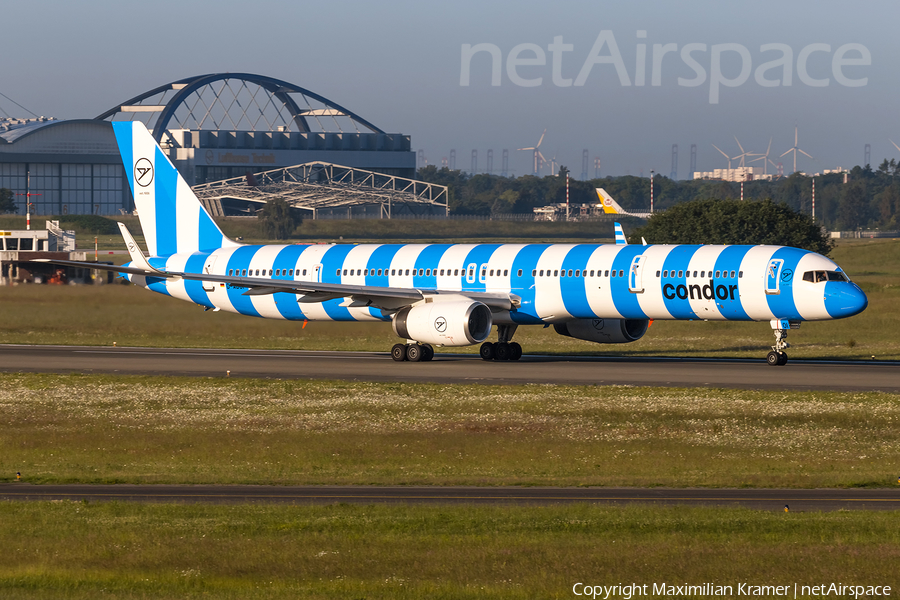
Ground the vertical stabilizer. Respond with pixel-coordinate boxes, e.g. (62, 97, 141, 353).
(614, 222, 628, 245)
(112, 121, 237, 257)
(597, 188, 626, 215)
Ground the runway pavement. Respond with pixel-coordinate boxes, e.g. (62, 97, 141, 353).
(0, 344, 897, 391)
(1, 484, 898, 511)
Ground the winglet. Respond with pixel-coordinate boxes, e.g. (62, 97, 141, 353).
(614, 222, 628, 245)
(118, 222, 163, 274)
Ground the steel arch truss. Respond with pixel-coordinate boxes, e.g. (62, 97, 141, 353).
(96, 73, 384, 146)
(192, 162, 449, 218)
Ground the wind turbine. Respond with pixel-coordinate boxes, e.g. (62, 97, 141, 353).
(518, 129, 547, 176)
(780, 125, 813, 173)
(548, 151, 559, 176)
(732, 136, 753, 167)
(712, 137, 749, 170)
(712, 143, 734, 169)
(749, 137, 775, 176)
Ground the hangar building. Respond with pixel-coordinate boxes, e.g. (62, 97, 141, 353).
(0, 73, 421, 217)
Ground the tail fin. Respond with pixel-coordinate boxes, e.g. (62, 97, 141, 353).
(596, 188, 626, 215)
(112, 121, 237, 257)
(614, 222, 628, 245)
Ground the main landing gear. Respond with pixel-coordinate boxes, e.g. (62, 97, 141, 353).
(391, 342, 434, 362)
(480, 324, 523, 362)
(766, 319, 796, 366)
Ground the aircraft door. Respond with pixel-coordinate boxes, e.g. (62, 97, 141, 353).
(202, 256, 217, 292)
(628, 255, 645, 293)
(765, 258, 783, 295)
(313, 263, 323, 283)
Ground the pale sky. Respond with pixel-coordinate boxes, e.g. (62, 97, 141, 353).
(2, 0, 897, 178)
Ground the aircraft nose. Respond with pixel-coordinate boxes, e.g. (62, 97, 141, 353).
(825, 283, 868, 318)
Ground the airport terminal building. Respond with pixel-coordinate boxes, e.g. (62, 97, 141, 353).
(0, 73, 417, 217)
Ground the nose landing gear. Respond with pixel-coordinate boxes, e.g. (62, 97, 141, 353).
(766, 319, 798, 366)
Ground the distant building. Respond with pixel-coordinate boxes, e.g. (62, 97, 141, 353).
(0, 221, 90, 285)
(693, 167, 774, 182)
(0, 73, 415, 217)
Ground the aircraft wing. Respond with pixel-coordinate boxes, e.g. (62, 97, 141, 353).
(29, 258, 519, 311)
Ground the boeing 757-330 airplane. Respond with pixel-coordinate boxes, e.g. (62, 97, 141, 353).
(37, 122, 868, 365)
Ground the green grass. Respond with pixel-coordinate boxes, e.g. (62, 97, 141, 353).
(2, 373, 899, 488)
(0, 502, 897, 599)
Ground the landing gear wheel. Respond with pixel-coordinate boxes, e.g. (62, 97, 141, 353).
(495, 342, 511, 361)
(509, 342, 522, 361)
(421, 344, 435, 362)
(391, 343, 408, 362)
(406, 344, 423, 362)
(766, 351, 789, 366)
(479, 342, 496, 361)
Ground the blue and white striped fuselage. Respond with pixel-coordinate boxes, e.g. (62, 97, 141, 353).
(128, 241, 867, 325)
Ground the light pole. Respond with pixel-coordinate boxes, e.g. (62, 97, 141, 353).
(650, 170, 655, 213)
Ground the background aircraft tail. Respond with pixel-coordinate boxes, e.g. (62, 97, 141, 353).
(112, 121, 237, 257)
(596, 188, 627, 215)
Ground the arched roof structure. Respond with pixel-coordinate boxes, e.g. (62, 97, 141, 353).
(95, 73, 385, 144)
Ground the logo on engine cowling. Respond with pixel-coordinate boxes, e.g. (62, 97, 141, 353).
(434, 316, 447, 333)
(591, 319, 604, 330)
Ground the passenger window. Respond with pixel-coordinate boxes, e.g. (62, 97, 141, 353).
(618, 270, 624, 278)
(604, 270, 609, 277)
(714, 270, 720, 278)
(611, 270, 616, 278)
(489, 269, 494, 276)
(454, 269, 459, 276)
(738, 271, 743, 278)
(439, 269, 444, 276)
(377, 269, 382, 276)
(504, 270, 509, 276)
(561, 271, 566, 278)
(426, 269, 431, 276)
(335, 269, 340, 276)
(228, 269, 233, 276)
(567, 270, 573, 277)
(731, 271, 736, 278)
(289, 269, 293, 276)
(539, 270, 544, 276)
(700, 271, 705, 278)
(406, 269, 410, 276)
(532, 270, 536, 276)
(678, 270, 683, 278)
(554, 270, 559, 277)
(656, 270, 661, 277)
(302, 269, 307, 276)
(575, 270, 581, 277)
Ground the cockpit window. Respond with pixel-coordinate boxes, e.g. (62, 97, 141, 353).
(802, 270, 848, 283)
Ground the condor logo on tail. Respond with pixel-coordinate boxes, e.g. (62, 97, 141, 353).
(134, 158, 153, 187)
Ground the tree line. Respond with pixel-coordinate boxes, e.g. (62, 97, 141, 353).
(417, 159, 900, 231)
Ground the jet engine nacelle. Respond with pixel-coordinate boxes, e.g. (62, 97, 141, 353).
(554, 318, 649, 344)
(392, 300, 493, 347)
